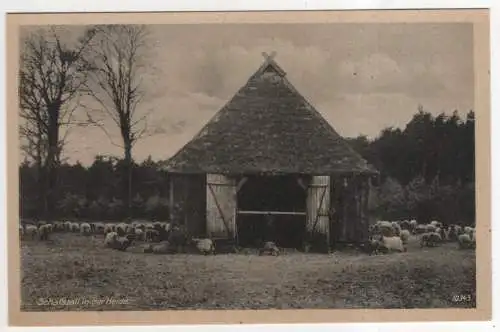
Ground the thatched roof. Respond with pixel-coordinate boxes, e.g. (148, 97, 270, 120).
(163, 54, 378, 175)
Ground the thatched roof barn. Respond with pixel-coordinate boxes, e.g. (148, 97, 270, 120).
(163, 53, 378, 251)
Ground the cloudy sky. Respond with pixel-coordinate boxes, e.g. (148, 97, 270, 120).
(20, 23, 474, 166)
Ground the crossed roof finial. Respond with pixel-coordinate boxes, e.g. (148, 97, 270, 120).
(261, 51, 277, 61)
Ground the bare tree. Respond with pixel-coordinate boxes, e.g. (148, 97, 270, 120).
(84, 25, 152, 219)
(19, 27, 95, 220)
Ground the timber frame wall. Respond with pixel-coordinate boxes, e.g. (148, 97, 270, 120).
(170, 172, 373, 249)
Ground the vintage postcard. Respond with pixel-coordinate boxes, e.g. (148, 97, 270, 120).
(6, 9, 491, 326)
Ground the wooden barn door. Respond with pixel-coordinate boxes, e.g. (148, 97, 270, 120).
(306, 175, 330, 249)
(206, 174, 237, 239)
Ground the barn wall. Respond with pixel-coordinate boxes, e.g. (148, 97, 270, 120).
(170, 174, 206, 236)
(206, 174, 237, 239)
(306, 175, 330, 247)
(333, 175, 370, 244)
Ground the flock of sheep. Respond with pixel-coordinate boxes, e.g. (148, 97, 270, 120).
(19, 218, 476, 256)
(19, 220, 218, 255)
(367, 219, 476, 254)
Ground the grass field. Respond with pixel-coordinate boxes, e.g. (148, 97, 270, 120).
(20, 233, 476, 311)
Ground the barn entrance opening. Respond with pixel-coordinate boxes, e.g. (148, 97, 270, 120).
(236, 175, 307, 249)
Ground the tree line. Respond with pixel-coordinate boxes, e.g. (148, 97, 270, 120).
(347, 107, 475, 225)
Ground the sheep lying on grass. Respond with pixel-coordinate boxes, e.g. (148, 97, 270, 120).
(458, 233, 475, 250)
(258, 241, 280, 256)
(190, 238, 216, 255)
(380, 236, 406, 253)
(104, 231, 134, 251)
(420, 232, 442, 248)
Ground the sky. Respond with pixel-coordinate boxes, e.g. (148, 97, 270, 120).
(19, 23, 474, 166)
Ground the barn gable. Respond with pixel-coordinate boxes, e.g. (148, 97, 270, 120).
(162, 54, 377, 175)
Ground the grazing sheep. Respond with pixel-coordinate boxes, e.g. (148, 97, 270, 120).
(420, 232, 442, 247)
(94, 222, 105, 233)
(53, 221, 64, 232)
(458, 233, 475, 249)
(70, 222, 80, 233)
(38, 224, 52, 241)
(25, 225, 38, 240)
(134, 228, 145, 241)
(259, 241, 280, 256)
(425, 224, 437, 233)
(379, 236, 406, 253)
(415, 224, 427, 235)
(80, 222, 92, 235)
(399, 229, 411, 245)
(191, 238, 216, 255)
(455, 225, 464, 235)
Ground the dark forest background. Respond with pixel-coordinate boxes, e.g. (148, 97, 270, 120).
(19, 107, 475, 225)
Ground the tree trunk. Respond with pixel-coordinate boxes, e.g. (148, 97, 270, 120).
(45, 106, 60, 222)
(124, 140, 133, 220)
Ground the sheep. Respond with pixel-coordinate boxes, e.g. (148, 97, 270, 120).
(25, 225, 38, 240)
(430, 220, 443, 229)
(70, 222, 80, 233)
(134, 228, 145, 241)
(399, 229, 411, 245)
(103, 223, 115, 235)
(420, 232, 442, 248)
(53, 221, 64, 232)
(458, 233, 475, 249)
(399, 220, 411, 231)
(391, 222, 402, 236)
(115, 223, 128, 236)
(425, 224, 437, 233)
(19, 225, 24, 238)
(415, 224, 427, 235)
(376, 221, 395, 236)
(114, 235, 134, 251)
(471, 229, 476, 242)
(464, 226, 474, 237)
(151, 241, 173, 254)
(190, 238, 216, 255)
(104, 232, 134, 251)
(80, 222, 92, 235)
(379, 236, 406, 253)
(64, 221, 72, 232)
(104, 231, 119, 247)
(259, 241, 280, 256)
(38, 224, 52, 241)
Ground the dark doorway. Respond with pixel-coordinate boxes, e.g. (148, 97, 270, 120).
(236, 175, 307, 248)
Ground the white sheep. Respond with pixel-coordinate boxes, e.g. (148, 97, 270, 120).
(80, 222, 92, 235)
(70, 222, 80, 233)
(458, 233, 475, 249)
(104, 231, 119, 247)
(25, 224, 38, 240)
(134, 228, 145, 241)
(38, 224, 52, 241)
(19, 225, 24, 238)
(191, 238, 216, 255)
(380, 236, 406, 253)
(464, 226, 474, 236)
(420, 232, 442, 247)
(399, 229, 411, 244)
(425, 224, 437, 233)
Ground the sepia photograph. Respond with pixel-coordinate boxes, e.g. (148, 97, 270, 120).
(6, 9, 491, 325)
